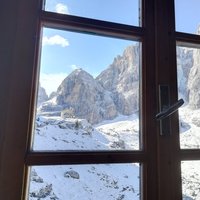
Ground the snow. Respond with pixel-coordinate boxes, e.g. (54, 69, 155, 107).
(29, 105, 200, 199)
(182, 161, 200, 199)
(29, 164, 140, 200)
(179, 106, 200, 149)
(33, 114, 139, 151)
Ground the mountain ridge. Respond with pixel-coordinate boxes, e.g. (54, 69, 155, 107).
(38, 45, 140, 124)
(38, 43, 200, 123)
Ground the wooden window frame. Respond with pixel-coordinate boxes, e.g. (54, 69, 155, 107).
(4, 0, 200, 200)
(24, 1, 158, 200)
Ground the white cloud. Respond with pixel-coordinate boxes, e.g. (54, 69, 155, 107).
(42, 35, 69, 47)
(55, 3, 69, 14)
(40, 73, 68, 96)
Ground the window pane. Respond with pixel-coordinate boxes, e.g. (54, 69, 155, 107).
(28, 163, 140, 200)
(32, 27, 141, 151)
(175, 0, 200, 34)
(181, 161, 200, 199)
(44, 0, 140, 26)
(177, 46, 200, 149)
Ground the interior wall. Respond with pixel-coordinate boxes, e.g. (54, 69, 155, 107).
(0, 1, 39, 199)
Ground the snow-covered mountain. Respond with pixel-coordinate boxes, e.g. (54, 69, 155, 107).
(37, 84, 49, 106)
(178, 25, 200, 107)
(38, 43, 200, 124)
(96, 45, 139, 115)
(188, 47, 200, 109)
(38, 45, 139, 124)
(56, 69, 117, 124)
(177, 47, 193, 101)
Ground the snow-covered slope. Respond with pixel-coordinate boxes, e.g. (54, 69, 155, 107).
(30, 107, 200, 200)
(29, 164, 140, 200)
(179, 106, 200, 149)
(33, 114, 139, 151)
(30, 114, 140, 200)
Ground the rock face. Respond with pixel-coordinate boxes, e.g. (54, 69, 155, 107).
(177, 47, 193, 101)
(96, 45, 139, 115)
(39, 41, 200, 123)
(185, 26, 200, 109)
(37, 84, 48, 106)
(55, 69, 117, 124)
(39, 45, 140, 124)
(64, 170, 80, 179)
(188, 47, 200, 109)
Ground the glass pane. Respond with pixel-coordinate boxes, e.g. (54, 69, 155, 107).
(28, 163, 140, 200)
(44, 0, 140, 26)
(181, 161, 200, 200)
(33, 27, 141, 151)
(175, 0, 200, 34)
(177, 46, 200, 149)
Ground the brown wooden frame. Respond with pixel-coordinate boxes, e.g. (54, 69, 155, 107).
(24, 1, 158, 200)
(155, 0, 200, 199)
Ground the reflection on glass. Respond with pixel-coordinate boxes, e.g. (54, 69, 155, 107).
(177, 46, 200, 149)
(182, 161, 200, 200)
(44, 0, 140, 26)
(33, 27, 140, 151)
(175, 0, 200, 34)
(28, 163, 140, 200)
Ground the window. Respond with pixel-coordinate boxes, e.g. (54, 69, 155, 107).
(27, 1, 146, 199)
(1, 0, 200, 200)
(175, 1, 200, 199)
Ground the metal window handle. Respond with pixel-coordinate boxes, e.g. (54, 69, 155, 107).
(156, 85, 184, 136)
(156, 99, 184, 120)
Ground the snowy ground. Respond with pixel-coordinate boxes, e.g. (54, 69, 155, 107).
(29, 164, 140, 200)
(179, 106, 200, 149)
(28, 106, 200, 200)
(33, 113, 139, 151)
(182, 161, 200, 200)
(179, 106, 200, 200)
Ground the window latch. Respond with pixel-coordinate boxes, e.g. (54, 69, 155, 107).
(156, 85, 184, 136)
(156, 98, 184, 120)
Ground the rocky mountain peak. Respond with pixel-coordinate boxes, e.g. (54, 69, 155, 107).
(188, 46, 200, 109)
(52, 68, 117, 124)
(37, 84, 48, 106)
(39, 43, 200, 123)
(96, 45, 139, 115)
(39, 45, 140, 123)
(68, 68, 94, 80)
(57, 68, 103, 99)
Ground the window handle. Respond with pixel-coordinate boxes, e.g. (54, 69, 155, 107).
(156, 85, 184, 136)
(156, 98, 184, 120)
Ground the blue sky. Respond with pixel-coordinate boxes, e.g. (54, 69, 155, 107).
(40, 28, 136, 94)
(40, 0, 138, 94)
(40, 0, 200, 95)
(45, 0, 139, 26)
(175, 0, 200, 33)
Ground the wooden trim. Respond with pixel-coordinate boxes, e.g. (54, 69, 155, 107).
(41, 11, 144, 41)
(176, 32, 200, 47)
(180, 149, 200, 160)
(25, 151, 146, 166)
(0, 0, 42, 199)
(154, 0, 183, 199)
(141, 0, 158, 199)
(4, 0, 200, 199)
